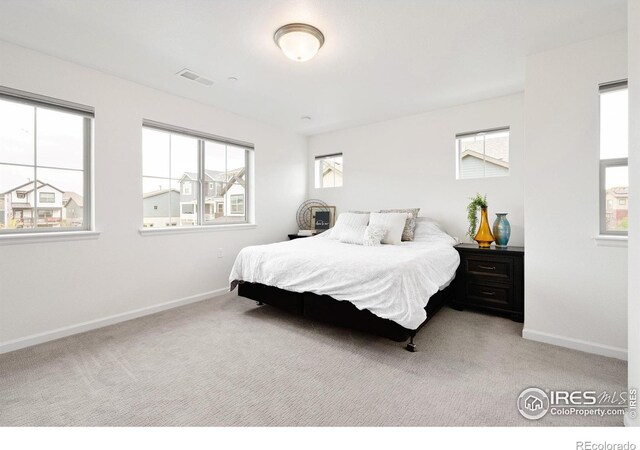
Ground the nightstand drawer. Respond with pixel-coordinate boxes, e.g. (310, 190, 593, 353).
(465, 282, 513, 309)
(465, 256, 512, 280)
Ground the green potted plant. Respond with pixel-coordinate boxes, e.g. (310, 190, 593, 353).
(466, 193, 494, 248)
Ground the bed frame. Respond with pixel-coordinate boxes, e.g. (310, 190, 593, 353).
(237, 282, 453, 352)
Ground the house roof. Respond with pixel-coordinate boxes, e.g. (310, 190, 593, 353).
(180, 168, 244, 183)
(63, 191, 84, 207)
(607, 186, 628, 197)
(143, 189, 179, 199)
(460, 150, 509, 169)
(3, 180, 64, 195)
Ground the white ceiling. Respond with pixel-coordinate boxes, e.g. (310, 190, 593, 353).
(0, 0, 627, 135)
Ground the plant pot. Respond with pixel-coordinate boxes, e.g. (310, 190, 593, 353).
(493, 213, 511, 248)
(474, 207, 494, 248)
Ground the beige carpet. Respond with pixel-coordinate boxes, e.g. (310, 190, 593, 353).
(0, 292, 627, 426)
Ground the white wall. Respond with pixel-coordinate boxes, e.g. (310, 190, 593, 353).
(0, 41, 307, 350)
(308, 94, 525, 245)
(523, 32, 628, 359)
(627, 0, 640, 427)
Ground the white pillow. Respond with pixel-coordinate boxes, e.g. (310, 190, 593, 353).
(339, 225, 367, 245)
(326, 212, 370, 239)
(413, 217, 458, 245)
(363, 225, 387, 246)
(368, 212, 408, 245)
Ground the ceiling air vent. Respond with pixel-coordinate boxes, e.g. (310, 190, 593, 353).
(176, 69, 214, 87)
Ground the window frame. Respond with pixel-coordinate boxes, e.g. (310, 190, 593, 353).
(314, 153, 343, 188)
(39, 192, 55, 204)
(455, 126, 510, 180)
(229, 193, 245, 215)
(598, 80, 628, 236)
(0, 86, 93, 236)
(142, 120, 253, 228)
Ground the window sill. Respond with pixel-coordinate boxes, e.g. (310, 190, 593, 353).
(0, 230, 100, 245)
(138, 223, 256, 236)
(593, 235, 628, 248)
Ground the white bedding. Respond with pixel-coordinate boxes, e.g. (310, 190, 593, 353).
(229, 231, 460, 330)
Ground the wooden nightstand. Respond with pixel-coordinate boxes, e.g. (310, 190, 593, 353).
(452, 244, 524, 322)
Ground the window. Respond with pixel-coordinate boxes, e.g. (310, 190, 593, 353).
(39, 192, 55, 203)
(230, 194, 244, 215)
(456, 127, 510, 179)
(142, 121, 251, 228)
(315, 153, 343, 188)
(0, 87, 93, 233)
(599, 81, 628, 235)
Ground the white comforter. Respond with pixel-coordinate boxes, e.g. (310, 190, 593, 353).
(229, 234, 460, 330)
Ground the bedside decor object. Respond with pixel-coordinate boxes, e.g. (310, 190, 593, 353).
(296, 199, 329, 230)
(493, 213, 511, 248)
(466, 194, 494, 248)
(452, 244, 524, 322)
(311, 206, 336, 231)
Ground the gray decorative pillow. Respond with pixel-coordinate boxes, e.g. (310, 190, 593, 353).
(363, 225, 387, 246)
(379, 208, 420, 241)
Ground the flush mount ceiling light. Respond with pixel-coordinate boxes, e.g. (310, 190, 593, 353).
(274, 23, 325, 62)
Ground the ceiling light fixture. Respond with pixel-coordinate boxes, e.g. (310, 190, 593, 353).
(301, 115, 312, 121)
(274, 23, 325, 62)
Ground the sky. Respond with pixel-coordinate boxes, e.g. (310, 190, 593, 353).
(142, 128, 246, 194)
(600, 88, 628, 189)
(0, 99, 84, 194)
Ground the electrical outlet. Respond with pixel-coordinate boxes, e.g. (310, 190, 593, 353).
(217, 248, 224, 258)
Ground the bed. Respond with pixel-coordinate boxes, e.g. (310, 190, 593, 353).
(229, 218, 460, 351)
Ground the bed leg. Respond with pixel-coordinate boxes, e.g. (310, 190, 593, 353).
(405, 335, 417, 352)
(256, 301, 264, 306)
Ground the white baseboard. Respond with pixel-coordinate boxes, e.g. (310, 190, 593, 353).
(0, 287, 229, 355)
(522, 328, 627, 361)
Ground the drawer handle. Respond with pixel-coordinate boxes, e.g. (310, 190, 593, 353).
(481, 291, 495, 296)
(478, 265, 496, 270)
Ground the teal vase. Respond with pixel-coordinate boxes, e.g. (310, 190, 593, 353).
(493, 213, 511, 248)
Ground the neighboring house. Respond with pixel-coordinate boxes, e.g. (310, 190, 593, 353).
(606, 186, 628, 229)
(179, 168, 246, 225)
(143, 189, 180, 227)
(321, 161, 343, 187)
(2, 180, 65, 228)
(62, 191, 84, 226)
(459, 150, 509, 178)
(459, 133, 510, 178)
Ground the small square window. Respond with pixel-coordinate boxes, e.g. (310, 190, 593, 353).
(456, 128, 510, 179)
(314, 154, 343, 188)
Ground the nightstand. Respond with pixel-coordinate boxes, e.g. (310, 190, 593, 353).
(288, 234, 312, 240)
(452, 244, 524, 322)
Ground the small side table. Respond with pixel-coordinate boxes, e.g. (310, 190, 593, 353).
(288, 234, 312, 240)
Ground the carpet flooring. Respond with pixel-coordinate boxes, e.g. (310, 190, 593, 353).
(0, 292, 627, 426)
